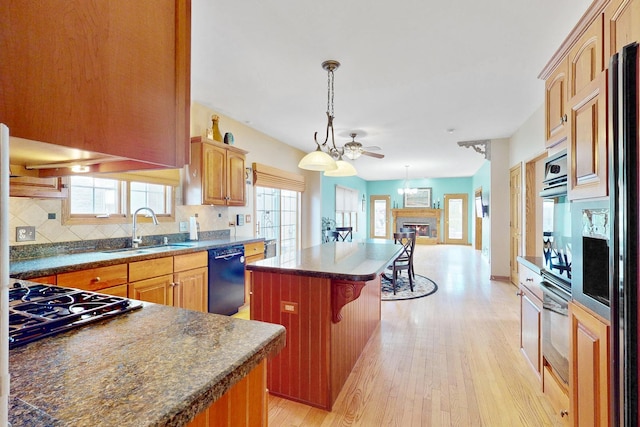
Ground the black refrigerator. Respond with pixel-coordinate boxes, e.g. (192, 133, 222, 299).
(609, 41, 639, 427)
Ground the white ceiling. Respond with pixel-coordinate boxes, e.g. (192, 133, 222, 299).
(191, 0, 593, 181)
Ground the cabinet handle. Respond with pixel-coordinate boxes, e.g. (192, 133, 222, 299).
(560, 410, 569, 417)
(516, 291, 524, 296)
(92, 277, 101, 282)
(170, 282, 179, 287)
(525, 278, 533, 282)
(561, 114, 568, 123)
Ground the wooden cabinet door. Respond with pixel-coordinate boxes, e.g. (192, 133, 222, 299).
(0, 1, 190, 169)
(227, 150, 246, 206)
(605, 0, 640, 64)
(9, 177, 68, 199)
(129, 274, 174, 306)
(567, 16, 607, 200)
(203, 143, 228, 205)
(58, 264, 128, 292)
(569, 301, 610, 427)
(545, 58, 569, 148)
(174, 267, 208, 313)
(99, 284, 129, 298)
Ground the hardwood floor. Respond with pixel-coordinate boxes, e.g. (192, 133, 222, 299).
(267, 244, 563, 426)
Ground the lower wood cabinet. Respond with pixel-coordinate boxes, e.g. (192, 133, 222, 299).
(128, 274, 175, 306)
(187, 359, 267, 427)
(244, 242, 265, 307)
(98, 283, 129, 298)
(517, 262, 543, 378)
(57, 264, 128, 292)
(569, 301, 610, 427)
(173, 251, 208, 313)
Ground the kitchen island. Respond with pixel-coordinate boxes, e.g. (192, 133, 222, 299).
(246, 241, 402, 410)
(9, 299, 285, 426)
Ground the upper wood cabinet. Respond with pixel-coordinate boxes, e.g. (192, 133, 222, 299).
(569, 301, 610, 427)
(9, 177, 68, 199)
(185, 137, 248, 206)
(605, 0, 640, 61)
(567, 16, 608, 200)
(545, 58, 569, 148)
(0, 1, 191, 170)
(173, 251, 208, 313)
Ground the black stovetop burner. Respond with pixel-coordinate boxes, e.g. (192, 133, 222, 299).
(9, 282, 143, 349)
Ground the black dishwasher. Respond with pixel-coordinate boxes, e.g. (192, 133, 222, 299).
(208, 245, 245, 315)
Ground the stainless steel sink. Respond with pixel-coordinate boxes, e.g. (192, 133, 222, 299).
(102, 243, 195, 254)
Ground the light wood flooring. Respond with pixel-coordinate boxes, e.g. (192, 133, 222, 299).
(265, 244, 564, 426)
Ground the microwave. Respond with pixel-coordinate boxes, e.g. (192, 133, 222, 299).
(571, 199, 610, 320)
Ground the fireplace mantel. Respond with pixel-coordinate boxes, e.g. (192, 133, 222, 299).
(392, 208, 442, 244)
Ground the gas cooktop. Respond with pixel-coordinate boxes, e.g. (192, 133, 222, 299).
(9, 283, 143, 349)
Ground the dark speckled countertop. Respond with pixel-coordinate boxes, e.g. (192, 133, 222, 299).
(246, 241, 403, 281)
(9, 302, 285, 426)
(10, 237, 263, 279)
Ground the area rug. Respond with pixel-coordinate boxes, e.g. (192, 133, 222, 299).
(381, 273, 438, 301)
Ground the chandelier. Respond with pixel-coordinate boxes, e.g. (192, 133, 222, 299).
(397, 165, 418, 195)
(297, 60, 357, 177)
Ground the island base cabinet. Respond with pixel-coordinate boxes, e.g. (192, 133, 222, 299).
(250, 271, 381, 410)
(187, 359, 267, 427)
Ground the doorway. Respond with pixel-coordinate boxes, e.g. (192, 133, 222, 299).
(369, 195, 391, 239)
(474, 188, 483, 250)
(509, 165, 522, 285)
(444, 193, 468, 245)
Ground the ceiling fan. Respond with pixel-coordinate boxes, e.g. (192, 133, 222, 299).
(341, 133, 384, 160)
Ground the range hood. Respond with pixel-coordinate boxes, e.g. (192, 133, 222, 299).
(9, 137, 174, 178)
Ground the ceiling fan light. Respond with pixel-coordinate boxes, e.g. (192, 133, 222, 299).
(324, 159, 357, 177)
(343, 147, 361, 160)
(298, 149, 338, 171)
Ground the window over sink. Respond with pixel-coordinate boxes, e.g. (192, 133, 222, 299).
(62, 175, 175, 225)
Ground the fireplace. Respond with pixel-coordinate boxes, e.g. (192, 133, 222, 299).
(392, 208, 441, 244)
(402, 223, 430, 237)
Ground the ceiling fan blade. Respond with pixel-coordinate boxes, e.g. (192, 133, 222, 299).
(361, 151, 384, 159)
(362, 146, 381, 151)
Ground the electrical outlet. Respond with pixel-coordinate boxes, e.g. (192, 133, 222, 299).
(16, 226, 36, 242)
(179, 221, 188, 232)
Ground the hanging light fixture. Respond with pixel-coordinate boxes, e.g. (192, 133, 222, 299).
(298, 60, 357, 176)
(397, 165, 418, 195)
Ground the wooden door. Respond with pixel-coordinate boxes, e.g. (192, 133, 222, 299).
(474, 188, 483, 250)
(569, 302, 610, 427)
(128, 274, 174, 306)
(369, 195, 391, 239)
(203, 143, 227, 205)
(545, 57, 569, 148)
(174, 267, 208, 312)
(227, 150, 246, 206)
(605, 0, 640, 60)
(443, 193, 468, 245)
(568, 16, 607, 200)
(510, 165, 522, 285)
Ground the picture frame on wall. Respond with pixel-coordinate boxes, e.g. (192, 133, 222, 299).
(404, 187, 432, 208)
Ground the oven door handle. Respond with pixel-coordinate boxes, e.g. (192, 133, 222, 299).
(540, 280, 571, 302)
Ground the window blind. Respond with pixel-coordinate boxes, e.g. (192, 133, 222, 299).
(252, 163, 305, 192)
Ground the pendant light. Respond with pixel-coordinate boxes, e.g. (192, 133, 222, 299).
(397, 165, 418, 195)
(298, 60, 345, 173)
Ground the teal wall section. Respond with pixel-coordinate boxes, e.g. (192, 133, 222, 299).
(472, 161, 491, 255)
(320, 165, 492, 246)
(321, 175, 368, 241)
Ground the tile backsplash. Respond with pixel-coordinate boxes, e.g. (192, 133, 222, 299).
(9, 197, 230, 246)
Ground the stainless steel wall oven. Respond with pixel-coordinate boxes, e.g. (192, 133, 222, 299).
(540, 273, 571, 386)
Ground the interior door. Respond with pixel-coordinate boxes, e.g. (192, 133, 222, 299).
(444, 193, 468, 245)
(369, 195, 391, 239)
(510, 165, 522, 286)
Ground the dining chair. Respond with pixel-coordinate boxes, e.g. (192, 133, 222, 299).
(333, 227, 353, 242)
(389, 231, 416, 294)
(398, 227, 416, 279)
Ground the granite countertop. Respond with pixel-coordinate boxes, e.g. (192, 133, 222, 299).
(10, 237, 263, 280)
(516, 255, 545, 274)
(9, 302, 286, 427)
(246, 241, 403, 281)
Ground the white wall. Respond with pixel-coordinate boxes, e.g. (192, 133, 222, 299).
(489, 138, 511, 278)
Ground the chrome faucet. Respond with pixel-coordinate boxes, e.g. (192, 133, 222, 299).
(132, 207, 159, 248)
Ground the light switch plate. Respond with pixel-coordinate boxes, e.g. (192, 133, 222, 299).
(179, 221, 188, 232)
(16, 226, 36, 242)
